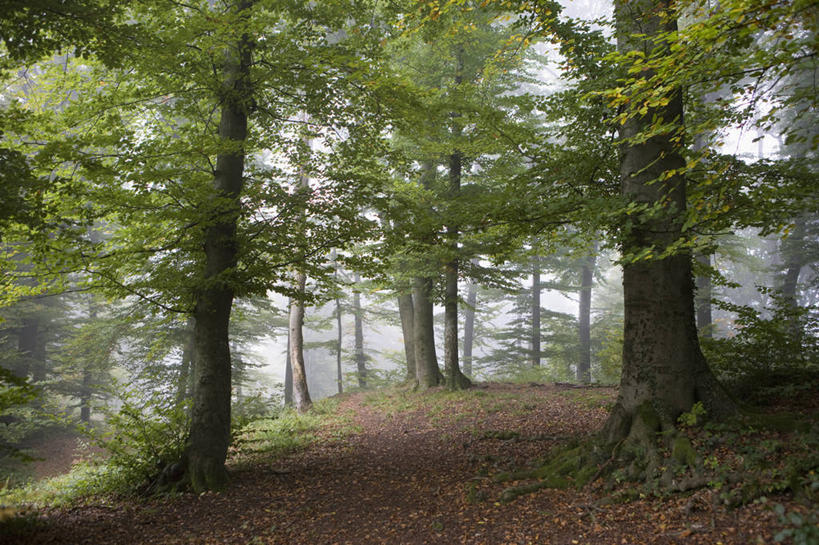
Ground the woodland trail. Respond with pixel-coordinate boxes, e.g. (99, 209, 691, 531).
(3, 383, 792, 544)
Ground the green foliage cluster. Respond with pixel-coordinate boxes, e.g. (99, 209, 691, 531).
(87, 388, 190, 495)
(232, 397, 347, 459)
(0, 367, 37, 460)
(772, 501, 819, 545)
(702, 292, 819, 400)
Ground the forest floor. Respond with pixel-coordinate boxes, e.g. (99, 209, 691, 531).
(3, 382, 817, 545)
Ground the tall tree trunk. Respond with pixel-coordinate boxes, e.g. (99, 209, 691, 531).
(176, 317, 195, 407)
(577, 244, 597, 384)
(331, 252, 343, 394)
(600, 0, 733, 451)
(694, 252, 713, 338)
(781, 214, 807, 303)
(413, 276, 441, 389)
(353, 273, 367, 389)
(15, 318, 38, 379)
(284, 327, 293, 406)
(398, 292, 416, 382)
(412, 161, 442, 389)
(289, 275, 312, 413)
(443, 46, 470, 391)
(335, 294, 344, 395)
(80, 302, 98, 424)
(187, 2, 253, 492)
(530, 257, 541, 368)
(780, 214, 807, 342)
(462, 277, 477, 377)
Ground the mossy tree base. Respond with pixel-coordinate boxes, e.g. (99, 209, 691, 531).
(495, 403, 705, 502)
(187, 455, 229, 493)
(494, 403, 819, 508)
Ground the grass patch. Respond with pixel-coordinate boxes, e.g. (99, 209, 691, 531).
(1, 397, 354, 510)
(233, 397, 354, 458)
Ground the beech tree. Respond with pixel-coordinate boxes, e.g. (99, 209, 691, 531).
(597, 0, 735, 457)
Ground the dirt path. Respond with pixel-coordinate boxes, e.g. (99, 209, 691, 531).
(3, 384, 790, 544)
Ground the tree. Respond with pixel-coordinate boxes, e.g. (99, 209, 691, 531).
(576, 241, 597, 384)
(352, 273, 368, 389)
(598, 0, 735, 457)
(186, 0, 255, 492)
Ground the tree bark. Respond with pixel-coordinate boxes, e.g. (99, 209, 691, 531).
(530, 257, 541, 368)
(289, 276, 312, 413)
(187, 2, 253, 492)
(462, 277, 477, 377)
(780, 214, 807, 341)
(600, 0, 734, 449)
(398, 292, 416, 382)
(175, 317, 195, 407)
(577, 245, 597, 384)
(15, 317, 38, 379)
(335, 293, 344, 395)
(413, 276, 442, 389)
(353, 273, 367, 389)
(694, 252, 713, 338)
(284, 327, 293, 406)
(443, 46, 471, 391)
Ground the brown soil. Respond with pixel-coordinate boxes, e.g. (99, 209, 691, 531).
(2, 383, 809, 544)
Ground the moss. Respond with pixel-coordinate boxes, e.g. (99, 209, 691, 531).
(671, 436, 697, 467)
(634, 402, 662, 435)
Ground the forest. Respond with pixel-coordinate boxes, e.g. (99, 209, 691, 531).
(0, 0, 817, 543)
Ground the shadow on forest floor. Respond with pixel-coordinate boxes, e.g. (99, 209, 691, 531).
(2, 382, 817, 544)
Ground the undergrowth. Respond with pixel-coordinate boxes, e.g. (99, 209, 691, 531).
(0, 396, 351, 512)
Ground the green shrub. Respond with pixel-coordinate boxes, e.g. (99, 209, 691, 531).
(702, 292, 818, 401)
(233, 409, 321, 457)
(92, 388, 190, 494)
(232, 392, 281, 434)
(0, 367, 38, 461)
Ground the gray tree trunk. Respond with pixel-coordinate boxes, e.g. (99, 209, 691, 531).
(175, 317, 195, 407)
(187, 3, 253, 491)
(398, 292, 416, 382)
(443, 46, 470, 391)
(413, 276, 441, 389)
(694, 252, 713, 338)
(284, 327, 293, 406)
(336, 294, 343, 395)
(462, 278, 477, 377)
(577, 245, 597, 383)
(15, 318, 38, 379)
(353, 273, 367, 389)
(600, 0, 733, 447)
(289, 275, 312, 413)
(531, 258, 541, 368)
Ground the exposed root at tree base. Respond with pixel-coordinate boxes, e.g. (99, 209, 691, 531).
(493, 402, 819, 510)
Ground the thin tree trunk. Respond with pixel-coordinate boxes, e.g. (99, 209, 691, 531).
(531, 257, 541, 368)
(600, 0, 733, 450)
(284, 327, 293, 406)
(353, 273, 367, 389)
(336, 294, 343, 395)
(15, 318, 37, 379)
(80, 302, 98, 423)
(188, 3, 253, 491)
(398, 292, 416, 382)
(176, 317, 195, 407)
(780, 214, 807, 342)
(577, 244, 597, 384)
(289, 274, 312, 413)
(694, 252, 713, 338)
(332, 253, 343, 394)
(443, 46, 470, 391)
(462, 278, 477, 377)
